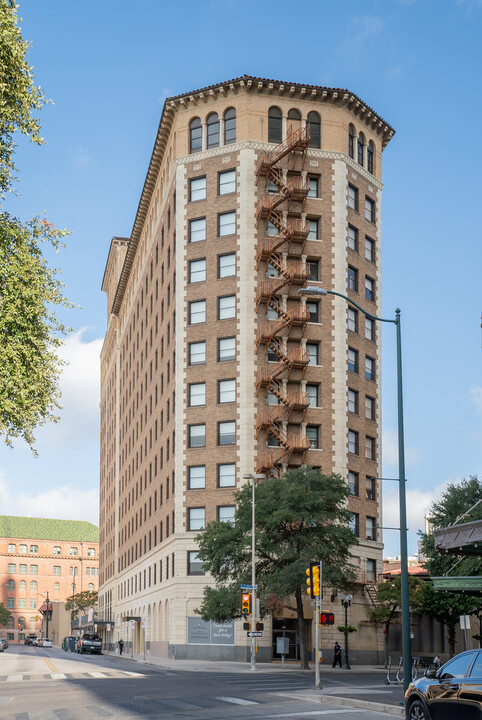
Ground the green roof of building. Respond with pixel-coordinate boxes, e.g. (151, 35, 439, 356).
(0, 516, 99, 542)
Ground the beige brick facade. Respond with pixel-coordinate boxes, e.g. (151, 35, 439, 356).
(99, 76, 394, 663)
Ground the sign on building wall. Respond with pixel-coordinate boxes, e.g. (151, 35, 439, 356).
(187, 617, 234, 645)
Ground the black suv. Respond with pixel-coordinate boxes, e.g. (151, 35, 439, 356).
(406, 649, 482, 719)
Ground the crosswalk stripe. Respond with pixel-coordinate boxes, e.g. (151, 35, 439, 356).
(215, 696, 259, 705)
(7, 676, 23, 682)
(87, 672, 108, 678)
(51, 674, 67, 680)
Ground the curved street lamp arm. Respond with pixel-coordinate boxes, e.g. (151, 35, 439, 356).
(325, 290, 397, 325)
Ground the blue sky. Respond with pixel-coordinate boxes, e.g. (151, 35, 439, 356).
(1, 0, 481, 557)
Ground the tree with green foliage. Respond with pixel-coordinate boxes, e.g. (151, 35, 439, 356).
(65, 590, 98, 621)
(0, 602, 11, 626)
(196, 466, 358, 669)
(419, 476, 482, 655)
(369, 576, 427, 659)
(0, 0, 71, 452)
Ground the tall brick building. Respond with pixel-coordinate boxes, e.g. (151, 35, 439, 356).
(99, 75, 394, 662)
(0, 516, 99, 642)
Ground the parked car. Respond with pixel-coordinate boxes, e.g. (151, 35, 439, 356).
(0, 639, 7, 651)
(405, 648, 482, 719)
(41, 638, 53, 648)
(75, 633, 102, 655)
(25, 634, 37, 646)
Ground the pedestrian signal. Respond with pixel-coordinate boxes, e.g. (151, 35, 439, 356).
(319, 611, 335, 626)
(241, 593, 252, 615)
(255, 622, 264, 631)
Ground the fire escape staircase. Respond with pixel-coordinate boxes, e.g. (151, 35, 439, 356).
(255, 125, 314, 477)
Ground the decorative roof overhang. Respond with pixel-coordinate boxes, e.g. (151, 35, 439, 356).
(109, 75, 395, 316)
(432, 575, 482, 595)
(434, 519, 482, 556)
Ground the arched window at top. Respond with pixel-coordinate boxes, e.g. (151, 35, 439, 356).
(357, 132, 365, 166)
(7, 580, 14, 591)
(268, 106, 282, 144)
(307, 111, 321, 148)
(207, 113, 219, 149)
(18, 617, 25, 630)
(367, 140, 375, 174)
(189, 117, 202, 154)
(6, 617, 14, 629)
(30, 581, 37, 593)
(19, 580, 26, 592)
(224, 107, 236, 145)
(287, 108, 301, 134)
(348, 124, 355, 159)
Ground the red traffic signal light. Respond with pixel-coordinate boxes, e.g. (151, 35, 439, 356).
(255, 622, 264, 631)
(319, 611, 335, 626)
(241, 593, 252, 615)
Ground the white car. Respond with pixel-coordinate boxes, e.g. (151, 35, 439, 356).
(42, 638, 52, 648)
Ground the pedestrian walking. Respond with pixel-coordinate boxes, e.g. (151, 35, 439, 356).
(332, 641, 342, 668)
(433, 654, 441, 669)
(118, 639, 124, 655)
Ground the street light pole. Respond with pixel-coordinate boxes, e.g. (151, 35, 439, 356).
(298, 287, 411, 692)
(243, 472, 265, 672)
(339, 593, 352, 670)
(45, 591, 50, 640)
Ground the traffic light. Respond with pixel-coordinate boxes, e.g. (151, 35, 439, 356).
(306, 566, 313, 596)
(241, 593, 252, 615)
(243, 622, 251, 630)
(312, 564, 320, 598)
(255, 622, 264, 631)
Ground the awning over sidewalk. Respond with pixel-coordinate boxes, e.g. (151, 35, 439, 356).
(432, 576, 482, 594)
(434, 519, 482, 556)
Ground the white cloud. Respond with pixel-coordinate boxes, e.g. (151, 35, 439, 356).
(383, 479, 451, 537)
(469, 386, 482, 414)
(2, 481, 99, 525)
(71, 146, 92, 168)
(41, 329, 102, 448)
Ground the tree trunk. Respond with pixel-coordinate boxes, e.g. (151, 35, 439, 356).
(385, 621, 390, 663)
(447, 620, 456, 657)
(295, 586, 309, 670)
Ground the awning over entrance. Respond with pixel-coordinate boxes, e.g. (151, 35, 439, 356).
(432, 576, 482, 595)
(434, 519, 482, 556)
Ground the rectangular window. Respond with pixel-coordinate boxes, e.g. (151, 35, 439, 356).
(187, 551, 205, 576)
(365, 356, 375, 381)
(218, 211, 236, 236)
(306, 384, 319, 407)
(218, 421, 235, 445)
(29, 545, 38, 554)
(218, 379, 236, 403)
(307, 342, 319, 366)
(366, 517, 376, 541)
(30, 565, 38, 575)
(348, 225, 358, 252)
(188, 424, 206, 448)
(348, 348, 358, 374)
(7, 544, 15, 553)
(19, 564, 27, 574)
(349, 513, 360, 537)
(189, 176, 206, 202)
(267, 220, 277, 237)
(348, 388, 358, 414)
(7, 598, 14, 609)
(348, 430, 359, 455)
(365, 197, 375, 222)
(189, 341, 206, 366)
(218, 506, 235, 524)
(218, 336, 235, 361)
(219, 169, 236, 195)
(365, 395, 376, 421)
(7, 563, 15, 573)
(30, 598, 37, 609)
(189, 258, 206, 284)
(308, 259, 319, 281)
(188, 508, 205, 531)
(308, 218, 319, 240)
(53, 565, 61, 576)
(348, 308, 358, 333)
(307, 301, 319, 323)
(307, 425, 319, 449)
(189, 217, 206, 243)
(218, 295, 236, 320)
(366, 476, 376, 501)
(365, 316, 375, 341)
(218, 252, 236, 278)
(19, 544, 27, 553)
(348, 184, 359, 211)
(218, 463, 236, 487)
(365, 236, 375, 262)
(348, 471, 359, 496)
(365, 436, 376, 460)
(188, 466, 205, 489)
(366, 558, 377, 582)
(348, 266, 358, 292)
(189, 300, 206, 325)
(189, 383, 206, 407)
(365, 276, 375, 301)
(308, 176, 319, 198)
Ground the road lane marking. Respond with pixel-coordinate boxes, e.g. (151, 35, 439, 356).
(50, 674, 67, 680)
(87, 672, 108, 678)
(215, 696, 259, 705)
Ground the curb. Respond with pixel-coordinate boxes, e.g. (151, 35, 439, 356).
(293, 692, 404, 717)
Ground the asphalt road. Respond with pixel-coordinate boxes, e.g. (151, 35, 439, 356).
(0, 645, 402, 720)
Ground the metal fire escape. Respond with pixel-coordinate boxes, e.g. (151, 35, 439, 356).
(255, 125, 313, 476)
